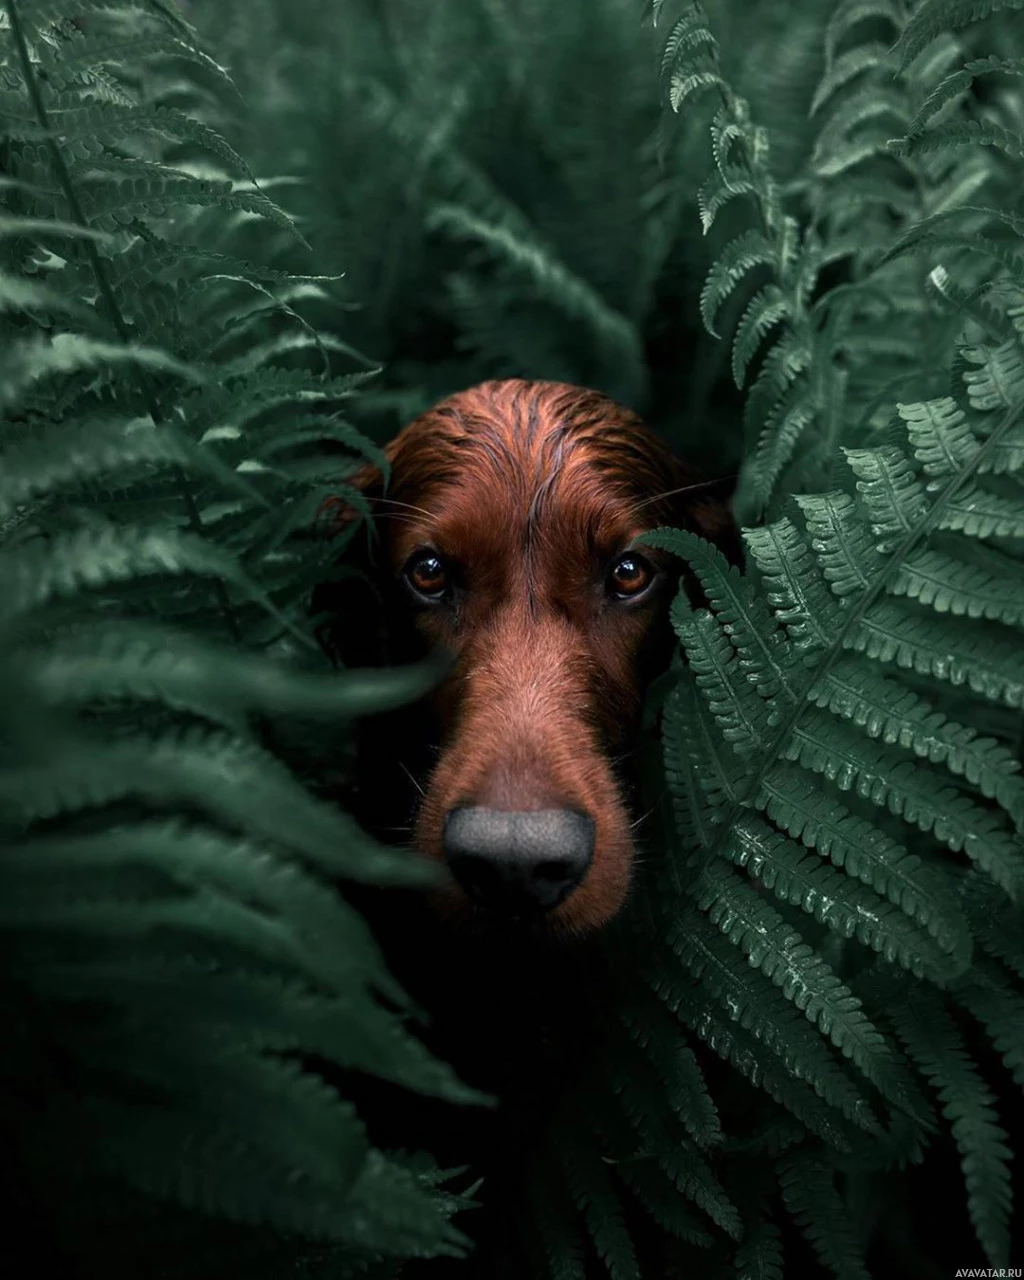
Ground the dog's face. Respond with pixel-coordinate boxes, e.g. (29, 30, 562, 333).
(330, 379, 736, 936)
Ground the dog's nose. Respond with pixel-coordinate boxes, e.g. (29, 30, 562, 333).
(442, 807, 594, 912)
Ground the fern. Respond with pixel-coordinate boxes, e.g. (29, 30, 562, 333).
(656, 308, 1024, 1271)
(887, 979, 1014, 1265)
(778, 1151, 871, 1280)
(7, 1, 1024, 1277)
(1, 1, 480, 1272)
(654, 0, 1024, 523)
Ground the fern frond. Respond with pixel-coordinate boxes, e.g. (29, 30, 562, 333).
(666, 977, 858, 1147)
(0, 213, 112, 242)
(743, 516, 840, 655)
(646, 527, 797, 703)
(954, 963, 1024, 1091)
(561, 1142, 640, 1280)
(825, 0, 905, 65)
(661, 907, 883, 1135)
(888, 981, 1014, 1265)
(528, 1170, 587, 1280)
(0, 728, 434, 887)
(889, 545, 1024, 623)
(785, 708, 1024, 895)
(753, 770, 969, 956)
(0, 524, 282, 630)
(844, 445, 931, 549)
(723, 807, 966, 979)
(811, 43, 894, 116)
(808, 658, 1024, 819)
(734, 1214, 784, 1280)
(964, 880, 1024, 979)
(699, 230, 776, 337)
(696, 163, 758, 234)
(68, 175, 300, 238)
(655, 1146, 742, 1240)
(894, 0, 1024, 71)
(962, 337, 1024, 413)
(29, 0, 200, 35)
(674, 606, 770, 755)
(732, 284, 790, 387)
(794, 491, 886, 596)
(891, 118, 1024, 162)
(22, 621, 444, 725)
(620, 1003, 723, 1148)
(692, 861, 917, 1114)
(45, 31, 235, 94)
(0, 333, 199, 409)
(0, 267, 89, 317)
(908, 56, 1024, 136)
(332, 1152, 469, 1257)
(812, 85, 911, 170)
(938, 482, 1024, 538)
(618, 1161, 715, 1248)
(898, 396, 981, 478)
(659, 1, 725, 110)
(426, 203, 646, 398)
(0, 415, 252, 520)
(744, 383, 819, 515)
(778, 1152, 871, 1280)
(850, 599, 1024, 709)
(5, 100, 256, 183)
(39, 1081, 371, 1237)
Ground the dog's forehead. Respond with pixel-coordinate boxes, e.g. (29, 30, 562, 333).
(395, 379, 671, 497)
(383, 380, 686, 572)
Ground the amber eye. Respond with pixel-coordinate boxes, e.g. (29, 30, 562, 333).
(404, 551, 450, 600)
(608, 552, 653, 600)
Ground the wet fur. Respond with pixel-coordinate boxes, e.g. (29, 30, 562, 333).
(318, 378, 739, 934)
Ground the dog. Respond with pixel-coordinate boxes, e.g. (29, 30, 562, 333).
(318, 378, 738, 938)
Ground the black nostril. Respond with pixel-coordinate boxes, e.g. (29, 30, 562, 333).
(442, 807, 595, 912)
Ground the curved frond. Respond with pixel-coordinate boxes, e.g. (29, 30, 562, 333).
(700, 230, 776, 337)
(778, 1152, 871, 1280)
(894, 0, 1024, 71)
(889, 982, 1014, 1266)
(732, 284, 790, 387)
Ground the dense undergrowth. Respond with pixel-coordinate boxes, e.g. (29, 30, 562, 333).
(2, 0, 1023, 1277)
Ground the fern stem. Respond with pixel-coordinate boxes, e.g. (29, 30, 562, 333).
(5, 0, 151, 383)
(699, 393, 1024, 873)
(4, 0, 240, 643)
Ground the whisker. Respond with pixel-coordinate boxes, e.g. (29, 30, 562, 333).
(368, 496, 438, 521)
(630, 804, 659, 831)
(398, 760, 426, 798)
(367, 511, 421, 526)
(630, 784, 670, 831)
(630, 473, 738, 516)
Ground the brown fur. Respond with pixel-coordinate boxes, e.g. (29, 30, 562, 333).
(324, 378, 738, 935)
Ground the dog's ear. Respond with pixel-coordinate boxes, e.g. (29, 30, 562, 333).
(315, 456, 385, 540)
(312, 457, 391, 669)
(657, 451, 744, 569)
(680, 484, 744, 567)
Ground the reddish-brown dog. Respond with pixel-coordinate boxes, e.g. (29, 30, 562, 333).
(324, 378, 737, 936)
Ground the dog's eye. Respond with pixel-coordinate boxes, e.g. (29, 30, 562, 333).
(404, 551, 450, 600)
(608, 553, 653, 600)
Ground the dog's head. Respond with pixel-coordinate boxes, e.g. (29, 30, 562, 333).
(322, 379, 737, 936)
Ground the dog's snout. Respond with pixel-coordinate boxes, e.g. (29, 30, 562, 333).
(442, 807, 594, 912)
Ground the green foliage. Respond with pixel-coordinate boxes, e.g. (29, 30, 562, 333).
(656, 0, 1024, 522)
(192, 0, 745, 470)
(4, 0, 1024, 1278)
(0, 1, 479, 1273)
